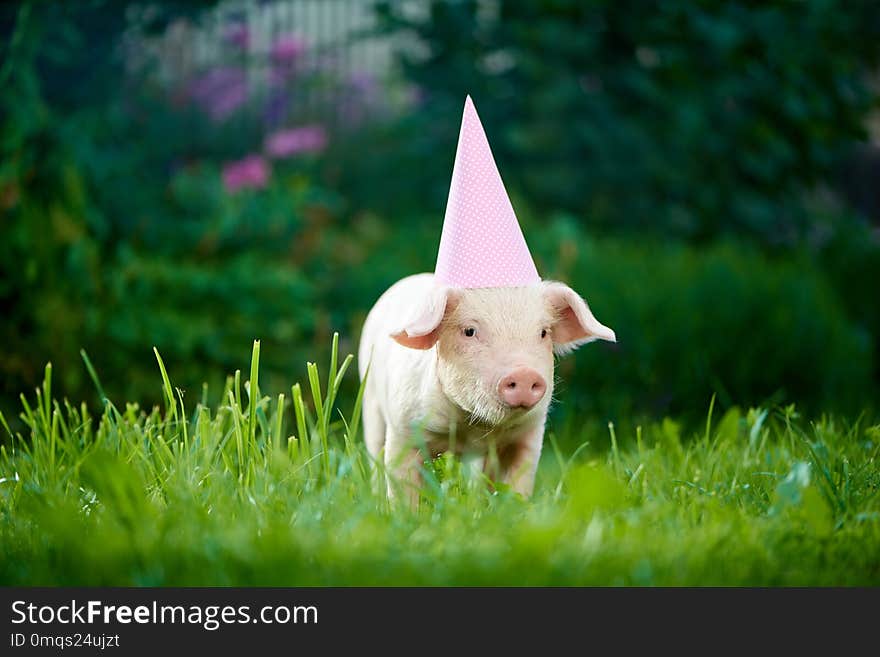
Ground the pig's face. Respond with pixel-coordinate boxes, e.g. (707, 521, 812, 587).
(392, 281, 616, 427)
(432, 286, 556, 426)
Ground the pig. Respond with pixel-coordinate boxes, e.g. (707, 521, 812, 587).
(357, 273, 615, 506)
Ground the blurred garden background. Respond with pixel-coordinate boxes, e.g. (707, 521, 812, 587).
(3, 0, 880, 429)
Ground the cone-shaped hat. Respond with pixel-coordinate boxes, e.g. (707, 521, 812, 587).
(434, 96, 540, 288)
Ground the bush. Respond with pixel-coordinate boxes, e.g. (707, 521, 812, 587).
(814, 216, 880, 387)
(0, 0, 380, 413)
(527, 217, 875, 419)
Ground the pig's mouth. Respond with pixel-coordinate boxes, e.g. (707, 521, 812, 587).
(465, 396, 539, 429)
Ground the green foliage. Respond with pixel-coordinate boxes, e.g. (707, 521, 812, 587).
(372, 0, 880, 243)
(0, 1, 341, 410)
(0, 1, 213, 412)
(1, 341, 878, 585)
(527, 219, 875, 418)
(814, 216, 880, 384)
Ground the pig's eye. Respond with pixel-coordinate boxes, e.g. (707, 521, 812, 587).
(541, 329, 549, 339)
(463, 327, 477, 338)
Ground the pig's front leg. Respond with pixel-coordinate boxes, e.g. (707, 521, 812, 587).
(384, 433, 422, 509)
(499, 422, 546, 498)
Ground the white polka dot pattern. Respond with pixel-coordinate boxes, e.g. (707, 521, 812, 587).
(434, 96, 541, 289)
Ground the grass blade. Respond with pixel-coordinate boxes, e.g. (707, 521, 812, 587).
(248, 340, 261, 451)
(80, 349, 108, 405)
(153, 347, 178, 425)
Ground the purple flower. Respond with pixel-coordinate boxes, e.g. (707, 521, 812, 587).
(187, 66, 248, 122)
(339, 71, 381, 127)
(349, 71, 377, 96)
(224, 23, 250, 49)
(264, 126, 327, 159)
(268, 64, 294, 89)
(209, 83, 248, 122)
(222, 155, 270, 193)
(263, 89, 290, 128)
(267, 35, 307, 88)
(271, 35, 307, 62)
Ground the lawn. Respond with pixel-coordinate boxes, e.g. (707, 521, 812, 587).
(1, 338, 878, 586)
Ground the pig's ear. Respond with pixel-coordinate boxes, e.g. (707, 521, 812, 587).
(544, 281, 616, 354)
(391, 286, 459, 350)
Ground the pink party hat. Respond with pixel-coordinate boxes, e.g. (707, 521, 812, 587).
(434, 96, 540, 288)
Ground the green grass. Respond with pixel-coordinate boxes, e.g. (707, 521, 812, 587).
(1, 337, 879, 586)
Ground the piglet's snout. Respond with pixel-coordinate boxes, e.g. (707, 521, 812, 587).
(498, 368, 546, 409)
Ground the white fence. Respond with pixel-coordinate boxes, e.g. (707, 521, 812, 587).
(136, 0, 419, 125)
